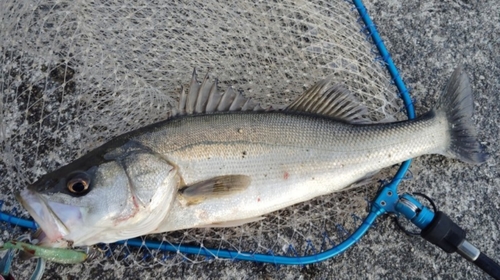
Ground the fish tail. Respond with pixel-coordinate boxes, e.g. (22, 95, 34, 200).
(433, 66, 488, 164)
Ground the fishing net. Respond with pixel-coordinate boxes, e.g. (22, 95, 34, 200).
(1, 0, 406, 277)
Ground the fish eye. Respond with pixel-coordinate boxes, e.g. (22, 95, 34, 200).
(67, 172, 90, 194)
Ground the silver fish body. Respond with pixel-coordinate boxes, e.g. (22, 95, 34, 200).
(17, 67, 487, 247)
(146, 110, 446, 232)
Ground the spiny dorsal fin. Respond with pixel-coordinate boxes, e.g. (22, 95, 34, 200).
(174, 69, 265, 117)
(286, 79, 371, 124)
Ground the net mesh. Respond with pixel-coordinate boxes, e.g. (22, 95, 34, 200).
(1, 0, 405, 276)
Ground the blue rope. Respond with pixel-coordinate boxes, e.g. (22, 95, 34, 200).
(0, 209, 37, 230)
(0, 0, 416, 265)
(113, 211, 381, 265)
(353, 0, 415, 120)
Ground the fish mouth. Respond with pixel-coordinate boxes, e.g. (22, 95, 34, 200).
(15, 189, 70, 245)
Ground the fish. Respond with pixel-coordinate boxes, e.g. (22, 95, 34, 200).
(16, 66, 488, 248)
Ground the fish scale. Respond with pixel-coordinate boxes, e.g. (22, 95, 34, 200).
(144, 111, 448, 232)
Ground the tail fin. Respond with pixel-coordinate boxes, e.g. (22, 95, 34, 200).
(434, 66, 488, 164)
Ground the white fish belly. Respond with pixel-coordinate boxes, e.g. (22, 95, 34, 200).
(155, 151, 352, 232)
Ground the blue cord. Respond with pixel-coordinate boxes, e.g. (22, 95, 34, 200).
(116, 211, 382, 265)
(0, 210, 37, 230)
(0, 0, 416, 265)
(352, 0, 415, 120)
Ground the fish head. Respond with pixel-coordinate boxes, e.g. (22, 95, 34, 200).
(16, 142, 179, 247)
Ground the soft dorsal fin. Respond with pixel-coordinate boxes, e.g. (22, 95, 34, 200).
(286, 79, 371, 124)
(174, 69, 265, 117)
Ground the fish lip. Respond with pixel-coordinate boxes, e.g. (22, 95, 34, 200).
(15, 189, 70, 243)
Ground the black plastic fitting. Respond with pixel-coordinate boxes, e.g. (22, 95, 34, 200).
(420, 211, 465, 253)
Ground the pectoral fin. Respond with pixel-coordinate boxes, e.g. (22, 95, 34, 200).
(178, 175, 251, 205)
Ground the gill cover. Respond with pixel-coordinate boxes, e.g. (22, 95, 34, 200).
(18, 140, 181, 247)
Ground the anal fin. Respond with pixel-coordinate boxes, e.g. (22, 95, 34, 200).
(343, 170, 379, 191)
(178, 175, 251, 205)
(197, 216, 265, 228)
